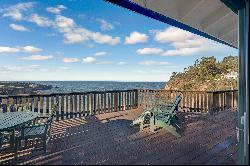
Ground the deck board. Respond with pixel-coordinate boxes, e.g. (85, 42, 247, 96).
(0, 109, 237, 165)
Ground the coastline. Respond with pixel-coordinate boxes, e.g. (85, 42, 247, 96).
(0, 82, 53, 96)
(0, 81, 166, 96)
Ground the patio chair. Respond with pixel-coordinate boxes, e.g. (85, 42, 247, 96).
(131, 94, 182, 130)
(150, 96, 182, 138)
(0, 103, 32, 151)
(15, 101, 59, 153)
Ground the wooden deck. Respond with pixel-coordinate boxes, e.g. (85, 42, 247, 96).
(1, 109, 237, 165)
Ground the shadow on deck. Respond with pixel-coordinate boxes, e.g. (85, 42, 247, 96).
(0, 109, 237, 165)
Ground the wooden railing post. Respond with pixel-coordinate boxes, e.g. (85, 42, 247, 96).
(40, 96, 44, 116)
(135, 90, 139, 109)
(61, 95, 64, 120)
(70, 95, 73, 118)
(45, 96, 49, 115)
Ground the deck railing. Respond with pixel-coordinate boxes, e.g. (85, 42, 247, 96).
(138, 89, 238, 114)
(0, 90, 138, 121)
(0, 89, 238, 121)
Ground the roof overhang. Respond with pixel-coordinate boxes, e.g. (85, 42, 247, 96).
(106, 0, 243, 49)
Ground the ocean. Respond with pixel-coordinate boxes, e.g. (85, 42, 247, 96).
(30, 81, 166, 94)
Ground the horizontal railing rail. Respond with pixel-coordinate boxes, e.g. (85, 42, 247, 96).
(0, 89, 238, 121)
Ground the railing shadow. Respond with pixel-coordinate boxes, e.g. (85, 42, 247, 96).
(0, 109, 237, 165)
(1, 111, 140, 165)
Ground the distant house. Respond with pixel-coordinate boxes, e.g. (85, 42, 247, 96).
(223, 71, 238, 80)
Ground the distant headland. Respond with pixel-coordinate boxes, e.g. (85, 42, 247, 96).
(165, 55, 238, 91)
(0, 82, 53, 95)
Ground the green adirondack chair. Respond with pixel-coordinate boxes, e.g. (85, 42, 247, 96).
(131, 94, 182, 131)
(150, 96, 182, 138)
(15, 101, 58, 153)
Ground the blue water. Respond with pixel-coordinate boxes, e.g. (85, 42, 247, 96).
(29, 81, 166, 94)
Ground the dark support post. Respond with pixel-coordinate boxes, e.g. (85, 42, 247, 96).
(238, 0, 249, 164)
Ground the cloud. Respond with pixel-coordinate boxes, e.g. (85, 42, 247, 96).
(57, 66, 70, 71)
(0, 65, 40, 73)
(54, 15, 120, 45)
(94, 52, 107, 56)
(97, 19, 114, 31)
(9, 24, 29, 31)
(154, 27, 194, 43)
(28, 14, 54, 27)
(0, 46, 20, 54)
(39, 66, 71, 72)
(152, 26, 218, 56)
(62, 57, 80, 63)
(125, 31, 148, 44)
(0, 45, 42, 54)
(46, 5, 67, 14)
(19, 55, 53, 60)
(2, 3, 120, 46)
(82, 56, 97, 64)
(136, 47, 164, 55)
(95, 61, 113, 65)
(138, 60, 171, 66)
(1, 2, 35, 20)
(117, 61, 127, 65)
(161, 47, 204, 56)
(1, 3, 53, 27)
(22, 46, 42, 53)
(82, 56, 114, 65)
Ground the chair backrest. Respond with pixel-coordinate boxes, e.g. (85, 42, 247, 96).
(156, 94, 182, 112)
(169, 95, 182, 114)
(45, 101, 59, 136)
(162, 96, 182, 124)
(0, 133, 3, 145)
(48, 101, 59, 124)
(173, 94, 182, 105)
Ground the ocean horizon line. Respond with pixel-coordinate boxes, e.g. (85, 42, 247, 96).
(0, 80, 167, 83)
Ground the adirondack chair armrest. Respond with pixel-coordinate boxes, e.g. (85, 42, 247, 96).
(37, 116, 50, 118)
(22, 123, 49, 129)
(162, 101, 174, 105)
(32, 116, 51, 124)
(162, 112, 177, 116)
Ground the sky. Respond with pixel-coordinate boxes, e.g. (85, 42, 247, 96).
(0, 0, 238, 82)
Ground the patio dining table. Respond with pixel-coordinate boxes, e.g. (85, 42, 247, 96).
(0, 111, 39, 148)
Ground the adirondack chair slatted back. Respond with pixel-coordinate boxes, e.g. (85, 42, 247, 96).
(156, 94, 181, 112)
(169, 95, 182, 114)
(45, 101, 58, 137)
(165, 96, 182, 123)
(0, 133, 3, 145)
